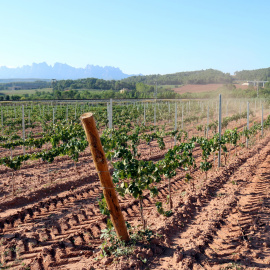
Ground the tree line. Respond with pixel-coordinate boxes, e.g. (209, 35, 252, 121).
(0, 81, 51, 90)
(234, 67, 270, 81)
(53, 78, 136, 91)
(29, 86, 179, 100)
(121, 69, 233, 85)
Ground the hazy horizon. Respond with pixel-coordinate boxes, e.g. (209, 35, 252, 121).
(2, 61, 267, 78)
(1, 1, 269, 76)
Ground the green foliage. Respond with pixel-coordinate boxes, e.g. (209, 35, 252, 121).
(100, 224, 134, 258)
(197, 124, 203, 131)
(1, 154, 30, 171)
(98, 194, 110, 217)
(234, 67, 270, 81)
(14, 80, 181, 100)
(136, 82, 154, 93)
(100, 222, 157, 258)
(122, 69, 232, 85)
(156, 202, 173, 217)
(0, 80, 51, 90)
(1, 100, 269, 240)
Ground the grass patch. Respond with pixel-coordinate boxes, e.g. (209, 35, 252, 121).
(0, 88, 53, 96)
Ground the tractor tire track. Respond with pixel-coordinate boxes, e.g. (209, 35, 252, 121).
(148, 134, 270, 269)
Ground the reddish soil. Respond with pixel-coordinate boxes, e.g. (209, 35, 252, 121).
(174, 84, 251, 94)
(0, 115, 269, 269)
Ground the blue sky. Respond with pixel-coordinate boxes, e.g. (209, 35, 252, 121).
(0, 0, 269, 75)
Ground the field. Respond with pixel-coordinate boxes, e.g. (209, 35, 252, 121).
(173, 84, 250, 94)
(0, 99, 270, 270)
(0, 88, 53, 96)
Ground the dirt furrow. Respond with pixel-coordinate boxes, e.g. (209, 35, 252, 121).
(148, 134, 270, 270)
(0, 159, 194, 269)
(0, 119, 268, 269)
(200, 156, 270, 269)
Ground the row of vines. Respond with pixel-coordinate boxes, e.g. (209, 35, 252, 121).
(0, 98, 269, 230)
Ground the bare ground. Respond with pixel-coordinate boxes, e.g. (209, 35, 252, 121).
(0, 119, 269, 269)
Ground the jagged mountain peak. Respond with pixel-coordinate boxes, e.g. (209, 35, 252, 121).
(0, 62, 131, 80)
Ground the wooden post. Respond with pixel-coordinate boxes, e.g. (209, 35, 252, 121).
(154, 102, 156, 126)
(218, 94, 222, 168)
(144, 103, 146, 124)
(174, 102, 177, 145)
(1, 106, 3, 133)
(246, 102, 249, 148)
(80, 112, 129, 242)
(66, 105, 68, 121)
(261, 104, 264, 137)
(207, 104, 209, 139)
(181, 104, 184, 130)
(22, 105, 25, 155)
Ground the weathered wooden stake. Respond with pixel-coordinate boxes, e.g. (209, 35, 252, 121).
(144, 103, 146, 124)
(22, 105, 25, 155)
(218, 94, 222, 168)
(80, 112, 129, 242)
(207, 105, 209, 139)
(246, 102, 249, 148)
(181, 105, 184, 130)
(261, 104, 264, 137)
(66, 105, 68, 121)
(154, 102, 156, 126)
(53, 108, 55, 125)
(174, 102, 177, 145)
(1, 106, 3, 133)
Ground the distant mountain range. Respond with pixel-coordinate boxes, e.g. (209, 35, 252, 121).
(0, 62, 132, 81)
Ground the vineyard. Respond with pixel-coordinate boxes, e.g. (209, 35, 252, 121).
(0, 98, 270, 270)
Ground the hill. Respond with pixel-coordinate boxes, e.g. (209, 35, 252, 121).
(122, 67, 270, 86)
(122, 69, 233, 85)
(234, 67, 270, 81)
